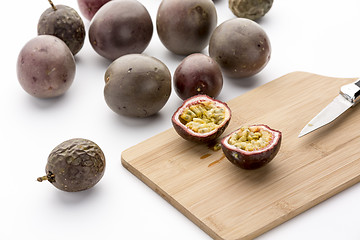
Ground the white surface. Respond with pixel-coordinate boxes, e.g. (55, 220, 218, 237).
(2, 0, 360, 239)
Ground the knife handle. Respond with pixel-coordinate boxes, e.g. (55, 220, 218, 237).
(340, 79, 360, 105)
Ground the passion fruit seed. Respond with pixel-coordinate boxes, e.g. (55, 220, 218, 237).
(221, 124, 281, 169)
(172, 95, 231, 143)
(227, 126, 272, 151)
(180, 101, 225, 134)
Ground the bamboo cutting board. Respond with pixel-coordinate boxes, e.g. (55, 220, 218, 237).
(121, 72, 360, 240)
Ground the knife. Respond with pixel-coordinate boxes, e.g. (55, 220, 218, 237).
(298, 78, 360, 138)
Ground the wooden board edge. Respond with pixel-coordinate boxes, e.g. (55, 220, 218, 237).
(249, 167, 360, 240)
(121, 155, 225, 240)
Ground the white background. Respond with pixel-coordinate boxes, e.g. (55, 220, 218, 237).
(2, 0, 360, 239)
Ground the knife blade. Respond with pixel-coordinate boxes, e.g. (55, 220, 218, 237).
(298, 78, 360, 138)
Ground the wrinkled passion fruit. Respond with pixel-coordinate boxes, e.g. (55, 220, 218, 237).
(221, 124, 281, 169)
(172, 95, 231, 143)
(37, 138, 106, 192)
(229, 0, 274, 20)
(37, 2, 85, 55)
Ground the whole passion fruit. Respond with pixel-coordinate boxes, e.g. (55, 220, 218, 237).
(37, 138, 106, 192)
(16, 35, 76, 98)
(37, 1, 85, 55)
(89, 0, 153, 60)
(221, 124, 281, 169)
(229, 0, 274, 20)
(77, 0, 111, 21)
(156, 0, 217, 55)
(104, 54, 171, 117)
(209, 18, 271, 78)
(173, 53, 223, 100)
(172, 95, 231, 143)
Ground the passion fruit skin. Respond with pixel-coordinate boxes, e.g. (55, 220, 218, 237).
(16, 35, 76, 98)
(104, 54, 171, 117)
(221, 125, 281, 170)
(77, 0, 111, 21)
(174, 53, 223, 100)
(89, 0, 153, 60)
(209, 18, 271, 78)
(156, 0, 217, 55)
(37, 4, 85, 56)
(42, 138, 106, 192)
(172, 95, 231, 143)
(229, 0, 274, 20)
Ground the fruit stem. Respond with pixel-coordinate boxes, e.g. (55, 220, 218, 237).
(48, 0, 57, 11)
(37, 172, 55, 183)
(37, 176, 48, 182)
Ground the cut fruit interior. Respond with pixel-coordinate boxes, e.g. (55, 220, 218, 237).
(223, 125, 281, 154)
(173, 95, 231, 137)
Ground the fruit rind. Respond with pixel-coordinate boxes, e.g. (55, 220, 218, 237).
(229, 0, 273, 20)
(37, 4, 86, 55)
(16, 35, 76, 98)
(45, 138, 106, 192)
(104, 54, 172, 118)
(172, 95, 231, 143)
(221, 124, 281, 169)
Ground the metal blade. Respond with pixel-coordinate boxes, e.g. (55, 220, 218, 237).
(298, 95, 352, 137)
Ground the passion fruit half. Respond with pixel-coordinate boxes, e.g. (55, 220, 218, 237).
(221, 124, 281, 169)
(172, 95, 231, 143)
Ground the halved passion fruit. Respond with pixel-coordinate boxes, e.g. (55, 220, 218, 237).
(172, 95, 231, 143)
(221, 124, 281, 169)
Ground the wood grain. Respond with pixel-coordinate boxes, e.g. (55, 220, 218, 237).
(121, 72, 360, 240)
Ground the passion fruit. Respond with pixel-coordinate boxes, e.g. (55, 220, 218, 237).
(89, 0, 153, 60)
(208, 18, 271, 78)
(16, 35, 76, 98)
(104, 54, 171, 117)
(229, 0, 274, 20)
(221, 124, 281, 169)
(172, 95, 231, 143)
(77, 0, 111, 21)
(173, 53, 223, 100)
(156, 0, 217, 55)
(37, 138, 106, 192)
(37, 1, 85, 55)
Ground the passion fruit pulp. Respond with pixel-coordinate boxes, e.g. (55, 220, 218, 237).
(172, 95, 231, 143)
(221, 124, 281, 169)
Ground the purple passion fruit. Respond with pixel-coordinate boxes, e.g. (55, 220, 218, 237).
(16, 35, 76, 98)
(37, 138, 106, 192)
(37, 2, 85, 55)
(173, 53, 223, 100)
(156, 0, 217, 55)
(77, 0, 111, 21)
(89, 0, 153, 60)
(172, 95, 231, 143)
(221, 124, 281, 169)
(209, 18, 271, 78)
(104, 54, 171, 117)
